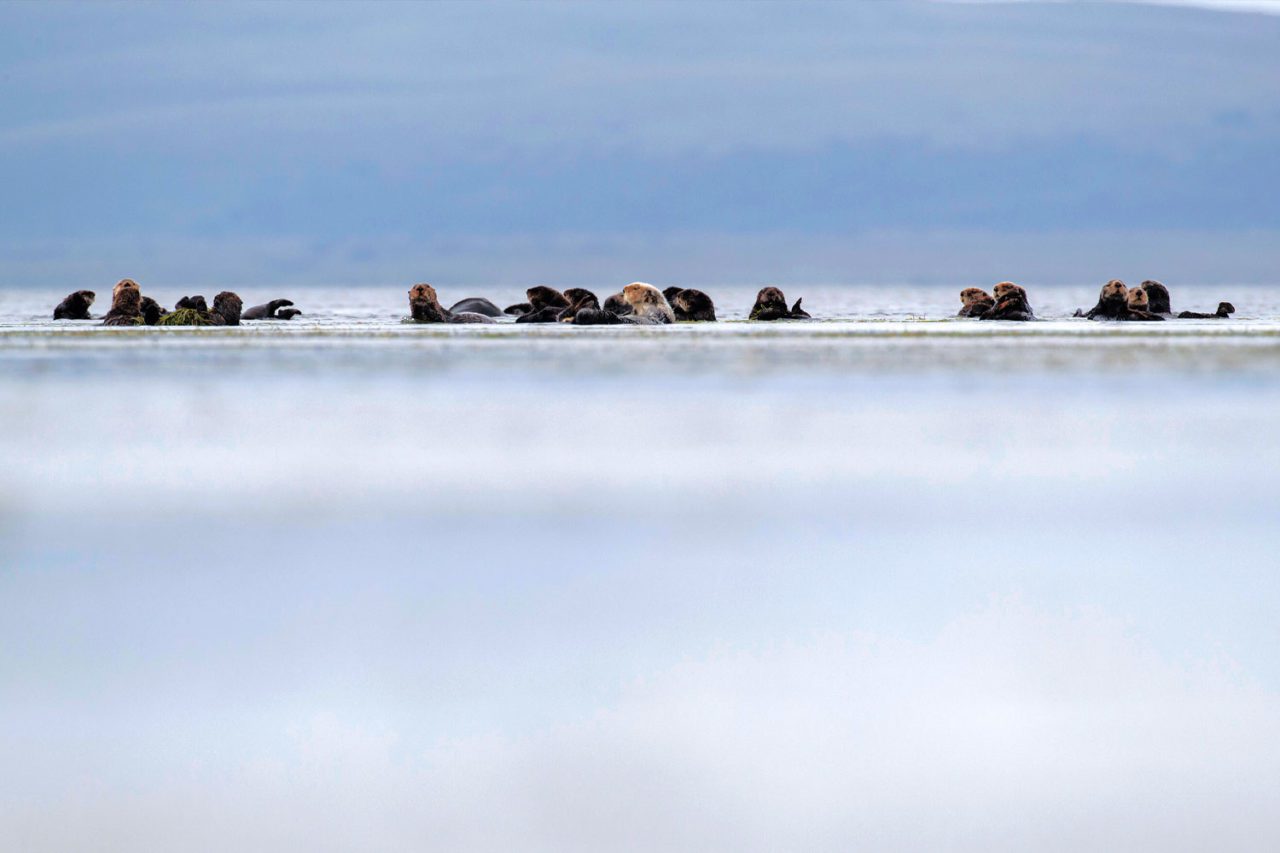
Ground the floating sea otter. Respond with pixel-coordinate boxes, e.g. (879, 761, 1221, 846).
(957, 287, 994, 318)
(102, 279, 143, 326)
(244, 299, 302, 320)
(979, 282, 1034, 321)
(407, 283, 494, 323)
(1122, 286, 1164, 321)
(156, 292, 242, 326)
(748, 287, 810, 321)
(573, 282, 676, 325)
(664, 287, 717, 321)
(53, 290, 95, 320)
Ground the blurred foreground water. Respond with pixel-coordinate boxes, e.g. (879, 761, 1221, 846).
(2, 284, 1279, 851)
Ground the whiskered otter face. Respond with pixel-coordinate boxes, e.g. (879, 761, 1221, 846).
(756, 286, 786, 305)
(1127, 288, 1149, 310)
(622, 282, 663, 307)
(408, 284, 438, 303)
(992, 282, 1019, 300)
(960, 287, 990, 305)
(1102, 279, 1127, 301)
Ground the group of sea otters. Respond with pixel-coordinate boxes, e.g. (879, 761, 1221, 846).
(51, 278, 1236, 325)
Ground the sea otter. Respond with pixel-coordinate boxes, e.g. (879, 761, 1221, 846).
(407, 283, 494, 324)
(1138, 281, 1172, 315)
(1121, 286, 1164, 321)
(555, 288, 600, 322)
(515, 286, 573, 323)
(980, 282, 1034, 321)
(957, 287, 994, 318)
(503, 302, 533, 316)
(666, 288, 717, 321)
(572, 283, 674, 326)
(209, 291, 243, 326)
(620, 282, 674, 324)
(1178, 302, 1236, 319)
(243, 299, 300, 320)
(448, 297, 504, 318)
(139, 296, 165, 325)
(749, 286, 810, 321)
(53, 290, 95, 320)
(1078, 280, 1128, 320)
(102, 280, 143, 326)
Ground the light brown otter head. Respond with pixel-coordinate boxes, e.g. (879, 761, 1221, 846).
(1101, 279, 1127, 303)
(113, 279, 139, 301)
(992, 281, 1022, 301)
(1127, 287, 1149, 311)
(408, 283, 447, 322)
(622, 282, 675, 323)
(960, 287, 992, 306)
(111, 282, 141, 313)
(408, 283, 438, 304)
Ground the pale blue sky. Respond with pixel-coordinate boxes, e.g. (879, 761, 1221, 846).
(2, 0, 1277, 285)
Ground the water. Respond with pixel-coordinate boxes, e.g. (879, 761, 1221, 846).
(2, 283, 1279, 851)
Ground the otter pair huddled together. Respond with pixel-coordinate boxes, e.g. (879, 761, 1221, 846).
(409, 282, 714, 326)
(54, 282, 301, 326)
(1077, 280, 1235, 321)
(957, 282, 1035, 321)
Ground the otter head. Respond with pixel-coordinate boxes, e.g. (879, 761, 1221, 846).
(622, 282, 663, 307)
(960, 287, 991, 306)
(1100, 279, 1127, 303)
(992, 281, 1022, 301)
(408, 283, 447, 322)
(663, 286, 684, 305)
(112, 282, 141, 313)
(757, 286, 786, 305)
(176, 295, 208, 313)
(562, 288, 597, 308)
(212, 291, 243, 325)
(1127, 287, 1149, 311)
(526, 286, 569, 310)
(1140, 280, 1171, 313)
(112, 279, 139, 301)
(75, 290, 96, 306)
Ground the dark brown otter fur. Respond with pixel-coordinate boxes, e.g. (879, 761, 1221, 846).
(1139, 281, 1172, 314)
(1178, 302, 1235, 319)
(527, 286, 570, 311)
(981, 282, 1034, 321)
(749, 287, 809, 321)
(408, 283, 493, 323)
(210, 291, 243, 326)
(957, 287, 994, 318)
(504, 302, 533, 316)
(102, 281, 143, 326)
(1078, 280, 1127, 320)
(176, 295, 209, 313)
(448, 297, 504, 318)
(53, 290, 95, 320)
(671, 288, 717, 321)
(243, 299, 297, 320)
(139, 296, 165, 325)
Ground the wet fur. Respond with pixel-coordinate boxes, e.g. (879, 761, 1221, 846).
(53, 290, 95, 320)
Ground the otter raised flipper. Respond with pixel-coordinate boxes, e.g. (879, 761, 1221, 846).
(243, 299, 297, 320)
(448, 297, 504, 318)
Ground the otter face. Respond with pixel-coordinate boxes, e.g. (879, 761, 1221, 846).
(526, 286, 569, 310)
(112, 279, 139, 300)
(992, 282, 1020, 300)
(1127, 288, 1149, 310)
(77, 290, 96, 305)
(1101, 279, 1127, 302)
(408, 283, 438, 303)
(622, 282, 663, 307)
(960, 287, 990, 305)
